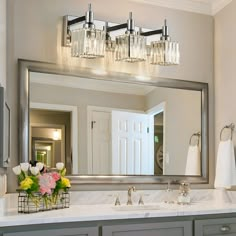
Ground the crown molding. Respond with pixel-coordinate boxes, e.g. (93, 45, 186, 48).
(129, 0, 232, 16)
(211, 0, 232, 15)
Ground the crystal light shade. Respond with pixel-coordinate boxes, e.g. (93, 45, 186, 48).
(115, 33, 146, 62)
(150, 40, 180, 65)
(105, 37, 115, 52)
(71, 28, 105, 58)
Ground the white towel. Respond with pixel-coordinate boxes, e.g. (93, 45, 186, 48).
(185, 145, 201, 175)
(214, 139, 236, 189)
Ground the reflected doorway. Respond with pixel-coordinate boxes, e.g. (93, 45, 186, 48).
(154, 112, 164, 175)
(30, 109, 71, 171)
(146, 102, 166, 175)
(32, 138, 54, 166)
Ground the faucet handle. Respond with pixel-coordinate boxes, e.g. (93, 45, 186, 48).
(179, 182, 190, 194)
(138, 195, 144, 205)
(128, 186, 136, 192)
(114, 195, 121, 206)
(127, 186, 136, 205)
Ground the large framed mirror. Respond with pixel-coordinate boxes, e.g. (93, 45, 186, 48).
(19, 59, 209, 185)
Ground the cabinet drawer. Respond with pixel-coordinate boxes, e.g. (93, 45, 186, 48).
(3, 226, 98, 236)
(103, 221, 192, 236)
(195, 218, 236, 236)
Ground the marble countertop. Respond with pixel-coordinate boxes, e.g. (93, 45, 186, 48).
(1, 189, 236, 227)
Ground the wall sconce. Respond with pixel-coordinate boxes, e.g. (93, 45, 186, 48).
(63, 4, 180, 66)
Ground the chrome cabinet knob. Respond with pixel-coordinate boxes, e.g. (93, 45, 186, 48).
(220, 225, 231, 232)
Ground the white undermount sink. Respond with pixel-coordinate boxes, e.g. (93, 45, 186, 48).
(112, 204, 160, 211)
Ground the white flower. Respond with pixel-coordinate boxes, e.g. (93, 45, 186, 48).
(12, 165, 21, 175)
(30, 166, 40, 175)
(20, 162, 30, 172)
(56, 162, 64, 171)
(36, 162, 44, 171)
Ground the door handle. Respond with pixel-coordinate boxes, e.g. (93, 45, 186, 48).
(91, 121, 96, 129)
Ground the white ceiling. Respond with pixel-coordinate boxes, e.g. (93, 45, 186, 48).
(129, 0, 232, 15)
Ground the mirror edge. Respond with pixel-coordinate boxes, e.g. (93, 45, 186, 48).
(19, 59, 209, 185)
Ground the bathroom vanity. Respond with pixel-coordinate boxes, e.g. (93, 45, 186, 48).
(1, 189, 236, 236)
(1, 208, 236, 236)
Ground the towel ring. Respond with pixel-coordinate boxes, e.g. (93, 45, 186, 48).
(220, 123, 235, 141)
(189, 132, 201, 145)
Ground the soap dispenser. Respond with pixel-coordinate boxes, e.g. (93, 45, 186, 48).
(177, 182, 191, 205)
(164, 181, 175, 204)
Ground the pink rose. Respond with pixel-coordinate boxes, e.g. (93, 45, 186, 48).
(50, 172, 60, 182)
(38, 173, 56, 195)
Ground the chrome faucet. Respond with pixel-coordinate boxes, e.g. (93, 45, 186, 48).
(127, 186, 136, 205)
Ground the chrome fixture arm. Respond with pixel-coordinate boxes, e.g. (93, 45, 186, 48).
(127, 186, 136, 205)
(67, 3, 94, 27)
(141, 19, 169, 38)
(67, 16, 86, 26)
(106, 23, 128, 33)
(140, 29, 163, 36)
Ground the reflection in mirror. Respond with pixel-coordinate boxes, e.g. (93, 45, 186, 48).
(30, 110, 71, 172)
(29, 72, 201, 176)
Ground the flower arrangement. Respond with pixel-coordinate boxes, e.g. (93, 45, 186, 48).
(13, 162, 71, 212)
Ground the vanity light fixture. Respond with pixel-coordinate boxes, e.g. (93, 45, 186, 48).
(64, 4, 180, 65)
(71, 4, 105, 58)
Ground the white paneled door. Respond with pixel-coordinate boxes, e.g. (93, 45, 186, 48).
(112, 111, 154, 175)
(91, 111, 111, 174)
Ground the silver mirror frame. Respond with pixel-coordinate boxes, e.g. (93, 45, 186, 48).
(19, 59, 209, 185)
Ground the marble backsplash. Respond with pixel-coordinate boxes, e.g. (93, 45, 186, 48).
(2, 188, 235, 212)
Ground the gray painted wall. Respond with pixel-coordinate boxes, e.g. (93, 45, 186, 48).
(6, 0, 214, 191)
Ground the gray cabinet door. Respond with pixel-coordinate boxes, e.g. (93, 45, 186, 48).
(195, 217, 236, 236)
(103, 221, 192, 236)
(3, 226, 98, 236)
